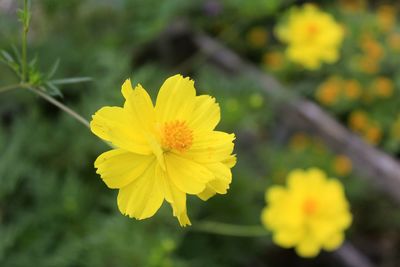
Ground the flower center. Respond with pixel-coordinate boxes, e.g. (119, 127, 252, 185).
(162, 120, 193, 153)
(303, 198, 318, 216)
(307, 23, 319, 37)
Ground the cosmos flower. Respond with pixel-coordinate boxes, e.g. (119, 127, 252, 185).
(261, 168, 352, 257)
(276, 4, 344, 70)
(91, 75, 236, 226)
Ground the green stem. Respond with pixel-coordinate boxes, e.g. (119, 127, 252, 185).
(0, 84, 24, 93)
(191, 221, 269, 237)
(21, 0, 29, 82)
(26, 86, 90, 129)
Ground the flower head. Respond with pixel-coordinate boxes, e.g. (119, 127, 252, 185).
(90, 75, 236, 226)
(276, 4, 344, 70)
(261, 168, 352, 258)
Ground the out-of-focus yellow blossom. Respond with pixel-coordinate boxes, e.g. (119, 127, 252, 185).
(377, 5, 396, 32)
(339, 0, 366, 13)
(249, 93, 264, 109)
(262, 168, 352, 258)
(372, 77, 394, 98)
(348, 110, 368, 131)
(361, 35, 384, 60)
(289, 133, 310, 151)
(333, 155, 352, 176)
(276, 4, 344, 70)
(90, 75, 236, 226)
(316, 77, 342, 106)
(344, 79, 362, 100)
(262, 51, 284, 70)
(247, 26, 268, 48)
(391, 116, 400, 140)
(364, 125, 382, 145)
(388, 33, 400, 52)
(358, 56, 380, 74)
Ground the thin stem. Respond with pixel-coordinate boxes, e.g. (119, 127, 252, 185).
(26, 86, 90, 129)
(0, 84, 23, 93)
(191, 221, 269, 237)
(21, 0, 29, 82)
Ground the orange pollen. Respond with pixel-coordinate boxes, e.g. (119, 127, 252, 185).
(307, 24, 319, 35)
(303, 198, 318, 215)
(162, 120, 193, 153)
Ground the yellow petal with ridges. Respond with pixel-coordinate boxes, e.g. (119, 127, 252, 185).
(155, 74, 196, 123)
(117, 161, 164, 220)
(95, 149, 155, 189)
(188, 95, 220, 132)
(165, 153, 214, 194)
(90, 106, 151, 155)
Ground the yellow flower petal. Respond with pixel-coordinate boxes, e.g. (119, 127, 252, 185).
(197, 162, 232, 200)
(117, 162, 164, 220)
(157, 165, 191, 226)
(121, 80, 155, 132)
(295, 237, 321, 258)
(184, 131, 235, 164)
(90, 106, 151, 154)
(155, 74, 196, 123)
(95, 149, 155, 189)
(322, 232, 344, 251)
(165, 153, 214, 194)
(188, 95, 220, 132)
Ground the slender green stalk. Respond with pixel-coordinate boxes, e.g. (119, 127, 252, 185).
(21, 0, 29, 82)
(26, 86, 90, 129)
(191, 221, 269, 237)
(0, 84, 24, 93)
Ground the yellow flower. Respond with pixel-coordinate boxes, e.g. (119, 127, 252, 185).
(247, 26, 268, 48)
(316, 76, 342, 106)
(364, 125, 382, 145)
(343, 79, 362, 100)
(377, 5, 396, 32)
(372, 77, 394, 98)
(261, 168, 352, 258)
(339, 0, 366, 13)
(388, 33, 400, 52)
(348, 110, 368, 131)
(90, 75, 236, 226)
(262, 51, 284, 70)
(391, 116, 400, 140)
(333, 155, 352, 176)
(276, 4, 344, 70)
(289, 133, 310, 151)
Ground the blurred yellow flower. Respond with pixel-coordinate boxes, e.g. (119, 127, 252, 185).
(364, 125, 382, 145)
(391, 116, 400, 140)
(276, 4, 344, 70)
(262, 168, 352, 258)
(344, 79, 362, 100)
(388, 33, 400, 52)
(289, 133, 310, 151)
(262, 51, 284, 70)
(90, 75, 236, 226)
(361, 35, 384, 60)
(377, 5, 396, 32)
(339, 0, 366, 13)
(247, 26, 268, 48)
(372, 77, 394, 98)
(333, 155, 352, 176)
(348, 110, 368, 131)
(316, 76, 342, 106)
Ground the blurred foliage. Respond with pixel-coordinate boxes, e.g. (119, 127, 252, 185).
(1, 0, 400, 266)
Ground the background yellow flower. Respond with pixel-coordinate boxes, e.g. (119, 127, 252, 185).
(261, 168, 352, 258)
(276, 4, 344, 70)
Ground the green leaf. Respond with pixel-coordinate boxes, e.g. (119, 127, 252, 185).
(46, 82, 63, 97)
(50, 77, 92, 85)
(11, 45, 21, 64)
(47, 59, 60, 79)
(1, 50, 14, 63)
